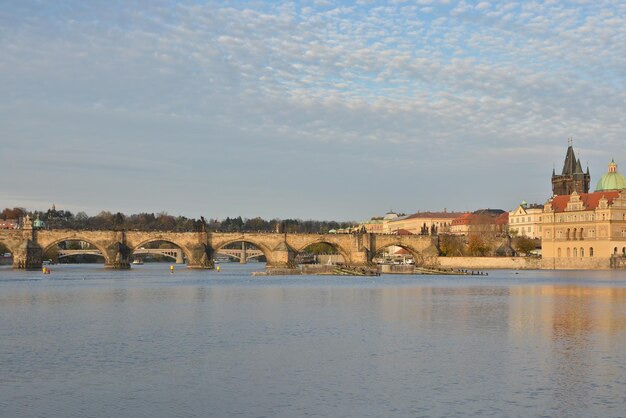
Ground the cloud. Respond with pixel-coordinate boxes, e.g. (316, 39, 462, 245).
(0, 0, 624, 218)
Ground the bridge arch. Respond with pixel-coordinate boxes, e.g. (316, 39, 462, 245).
(42, 237, 109, 264)
(0, 239, 16, 256)
(0, 239, 16, 268)
(294, 239, 351, 264)
(372, 242, 426, 266)
(131, 238, 193, 264)
(212, 238, 274, 264)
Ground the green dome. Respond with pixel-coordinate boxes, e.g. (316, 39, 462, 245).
(595, 160, 626, 191)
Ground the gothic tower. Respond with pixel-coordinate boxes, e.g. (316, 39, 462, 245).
(551, 142, 590, 195)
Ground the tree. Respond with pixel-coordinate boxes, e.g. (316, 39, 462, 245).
(513, 236, 536, 255)
(439, 234, 465, 256)
(301, 242, 338, 254)
(467, 234, 490, 256)
(1, 207, 26, 220)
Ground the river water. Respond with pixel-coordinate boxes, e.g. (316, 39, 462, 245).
(2, 263, 626, 417)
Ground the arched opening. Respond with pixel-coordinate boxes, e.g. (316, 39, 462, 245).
(131, 240, 190, 265)
(573, 247, 577, 257)
(580, 247, 584, 257)
(614, 247, 618, 255)
(213, 240, 268, 264)
(45, 239, 106, 265)
(557, 248, 562, 258)
(590, 247, 594, 257)
(0, 241, 13, 267)
(296, 242, 344, 266)
(372, 244, 423, 273)
(566, 228, 570, 240)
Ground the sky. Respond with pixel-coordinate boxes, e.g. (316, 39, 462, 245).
(1, 0, 625, 221)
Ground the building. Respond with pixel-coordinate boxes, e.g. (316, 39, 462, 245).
(508, 201, 544, 239)
(0, 219, 18, 229)
(551, 142, 590, 195)
(449, 209, 507, 236)
(385, 210, 464, 235)
(360, 211, 400, 234)
(541, 160, 626, 269)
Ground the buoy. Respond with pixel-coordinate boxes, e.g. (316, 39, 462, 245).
(216, 265, 221, 272)
(170, 265, 174, 273)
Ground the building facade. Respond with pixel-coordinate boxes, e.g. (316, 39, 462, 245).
(449, 209, 508, 236)
(541, 161, 626, 269)
(385, 211, 463, 235)
(508, 202, 544, 239)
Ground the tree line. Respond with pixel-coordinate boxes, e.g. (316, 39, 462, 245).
(1, 207, 356, 233)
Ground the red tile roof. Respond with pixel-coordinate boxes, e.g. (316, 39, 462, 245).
(549, 191, 621, 212)
(451, 213, 473, 226)
(495, 212, 509, 225)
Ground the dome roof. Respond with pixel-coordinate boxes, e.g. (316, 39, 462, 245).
(595, 160, 626, 191)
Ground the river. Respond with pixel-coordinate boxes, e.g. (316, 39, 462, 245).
(1, 263, 626, 417)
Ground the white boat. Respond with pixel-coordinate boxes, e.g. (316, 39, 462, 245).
(132, 259, 144, 265)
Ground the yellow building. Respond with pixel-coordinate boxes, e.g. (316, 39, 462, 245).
(509, 201, 544, 239)
(386, 211, 463, 235)
(541, 161, 626, 269)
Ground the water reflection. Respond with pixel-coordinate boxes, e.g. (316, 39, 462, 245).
(1, 267, 626, 417)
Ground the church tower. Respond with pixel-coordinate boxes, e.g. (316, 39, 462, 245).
(551, 141, 590, 195)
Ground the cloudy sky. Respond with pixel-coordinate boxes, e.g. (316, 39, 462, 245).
(1, 0, 624, 221)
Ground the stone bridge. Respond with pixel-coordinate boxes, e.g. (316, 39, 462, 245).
(0, 224, 439, 270)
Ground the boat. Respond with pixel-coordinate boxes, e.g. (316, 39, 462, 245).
(132, 258, 144, 265)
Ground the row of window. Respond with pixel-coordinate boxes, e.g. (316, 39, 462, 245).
(557, 247, 626, 257)
(553, 213, 626, 222)
(557, 247, 593, 257)
(511, 216, 541, 223)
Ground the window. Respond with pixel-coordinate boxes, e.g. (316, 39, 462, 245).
(558, 248, 562, 257)
(581, 248, 585, 257)
(573, 247, 578, 257)
(590, 247, 594, 257)
(566, 228, 570, 240)
(567, 248, 571, 257)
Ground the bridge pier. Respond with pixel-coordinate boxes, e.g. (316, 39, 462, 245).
(13, 240, 43, 270)
(265, 241, 297, 272)
(240, 242, 247, 264)
(348, 249, 370, 267)
(104, 242, 132, 269)
(187, 244, 213, 269)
